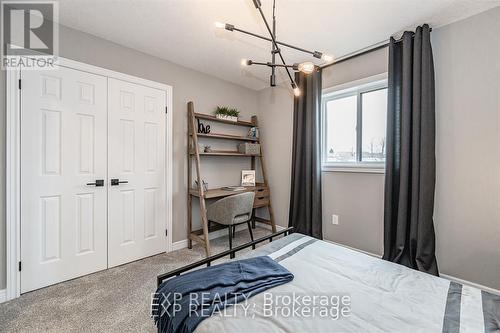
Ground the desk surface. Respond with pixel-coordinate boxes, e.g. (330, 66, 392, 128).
(189, 184, 267, 199)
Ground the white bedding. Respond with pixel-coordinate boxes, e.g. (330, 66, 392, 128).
(195, 234, 499, 333)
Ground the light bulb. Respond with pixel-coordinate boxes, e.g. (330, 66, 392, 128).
(293, 87, 301, 97)
(298, 61, 315, 74)
(214, 22, 225, 29)
(241, 59, 252, 66)
(321, 54, 334, 63)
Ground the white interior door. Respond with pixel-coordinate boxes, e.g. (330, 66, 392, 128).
(107, 78, 166, 267)
(21, 66, 108, 293)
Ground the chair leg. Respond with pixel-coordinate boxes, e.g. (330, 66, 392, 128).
(247, 221, 254, 242)
(233, 225, 236, 239)
(228, 226, 234, 259)
(247, 221, 255, 250)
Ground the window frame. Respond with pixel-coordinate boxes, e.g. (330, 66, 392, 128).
(322, 73, 388, 173)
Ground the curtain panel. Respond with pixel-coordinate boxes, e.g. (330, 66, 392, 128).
(383, 24, 439, 276)
(289, 70, 323, 239)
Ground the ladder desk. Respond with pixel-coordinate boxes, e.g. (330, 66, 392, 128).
(187, 101, 276, 256)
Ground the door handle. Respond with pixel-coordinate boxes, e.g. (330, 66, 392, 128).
(86, 179, 104, 187)
(111, 178, 129, 186)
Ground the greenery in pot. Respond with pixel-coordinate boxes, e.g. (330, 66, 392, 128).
(214, 106, 240, 121)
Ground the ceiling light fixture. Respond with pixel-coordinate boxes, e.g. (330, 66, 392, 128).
(241, 58, 252, 66)
(297, 61, 315, 75)
(214, 21, 226, 29)
(215, 0, 333, 96)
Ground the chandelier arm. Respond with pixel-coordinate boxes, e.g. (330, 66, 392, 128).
(269, 63, 295, 68)
(232, 27, 321, 58)
(248, 61, 296, 68)
(254, 5, 296, 88)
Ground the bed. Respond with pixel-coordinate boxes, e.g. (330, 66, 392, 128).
(156, 230, 500, 333)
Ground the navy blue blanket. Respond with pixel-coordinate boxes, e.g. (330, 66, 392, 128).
(152, 256, 294, 333)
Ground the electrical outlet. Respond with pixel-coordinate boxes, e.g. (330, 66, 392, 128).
(332, 214, 339, 225)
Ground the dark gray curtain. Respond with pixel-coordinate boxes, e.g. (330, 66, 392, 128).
(288, 70, 322, 239)
(383, 24, 438, 275)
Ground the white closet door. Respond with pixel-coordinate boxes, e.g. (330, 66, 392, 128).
(107, 78, 166, 267)
(21, 66, 108, 293)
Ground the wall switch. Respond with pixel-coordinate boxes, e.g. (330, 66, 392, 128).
(332, 214, 339, 225)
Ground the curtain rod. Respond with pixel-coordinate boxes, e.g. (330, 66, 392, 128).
(320, 41, 388, 69)
(320, 28, 432, 70)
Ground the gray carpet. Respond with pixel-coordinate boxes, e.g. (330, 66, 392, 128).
(0, 227, 272, 333)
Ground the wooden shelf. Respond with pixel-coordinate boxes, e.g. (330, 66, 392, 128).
(194, 132, 259, 142)
(190, 151, 260, 157)
(190, 184, 267, 199)
(194, 113, 254, 127)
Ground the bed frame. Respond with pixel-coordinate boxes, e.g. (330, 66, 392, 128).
(157, 227, 294, 287)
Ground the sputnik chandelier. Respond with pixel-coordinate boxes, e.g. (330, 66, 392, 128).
(215, 0, 333, 96)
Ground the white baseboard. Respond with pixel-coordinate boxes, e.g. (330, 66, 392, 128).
(0, 289, 6, 303)
(171, 239, 188, 251)
(324, 239, 382, 258)
(323, 240, 500, 296)
(258, 223, 286, 232)
(440, 274, 500, 296)
(171, 222, 286, 252)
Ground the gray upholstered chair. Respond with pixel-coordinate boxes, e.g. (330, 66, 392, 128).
(207, 192, 255, 257)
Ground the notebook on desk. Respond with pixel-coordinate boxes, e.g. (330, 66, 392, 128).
(221, 186, 246, 191)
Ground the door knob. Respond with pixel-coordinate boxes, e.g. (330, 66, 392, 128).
(111, 178, 129, 186)
(86, 179, 104, 187)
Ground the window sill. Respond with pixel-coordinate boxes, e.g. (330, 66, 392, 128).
(322, 165, 385, 174)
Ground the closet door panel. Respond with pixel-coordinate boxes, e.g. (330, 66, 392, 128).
(21, 66, 108, 293)
(107, 78, 166, 267)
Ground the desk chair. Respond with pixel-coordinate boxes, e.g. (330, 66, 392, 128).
(207, 192, 255, 258)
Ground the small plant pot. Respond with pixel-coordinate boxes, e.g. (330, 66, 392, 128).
(216, 114, 238, 122)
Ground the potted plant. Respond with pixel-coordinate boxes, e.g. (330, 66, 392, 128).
(214, 106, 240, 122)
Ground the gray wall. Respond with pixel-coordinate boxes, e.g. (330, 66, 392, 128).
(322, 47, 388, 256)
(432, 6, 500, 289)
(322, 173, 385, 255)
(257, 86, 294, 228)
(0, 24, 260, 289)
(323, 47, 388, 90)
(258, 7, 500, 290)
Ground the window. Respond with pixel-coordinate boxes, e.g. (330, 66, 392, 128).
(322, 77, 387, 171)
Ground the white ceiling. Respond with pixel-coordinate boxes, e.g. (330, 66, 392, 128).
(57, 0, 500, 90)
